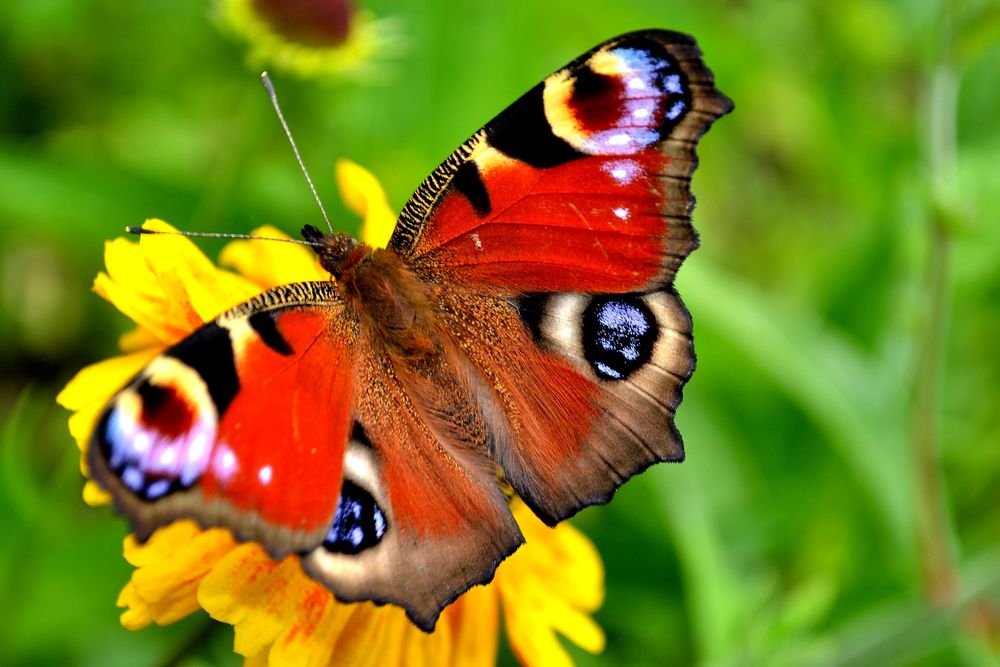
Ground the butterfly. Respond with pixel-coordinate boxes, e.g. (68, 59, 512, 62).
(87, 29, 732, 631)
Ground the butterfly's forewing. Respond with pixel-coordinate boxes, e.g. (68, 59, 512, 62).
(390, 30, 732, 295)
(89, 283, 354, 557)
(388, 30, 730, 523)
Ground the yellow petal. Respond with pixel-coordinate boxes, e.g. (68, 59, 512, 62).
(57, 349, 156, 412)
(444, 586, 498, 667)
(243, 651, 269, 667)
(200, 546, 332, 660)
(118, 522, 236, 628)
(118, 326, 162, 353)
(93, 220, 263, 344)
(117, 582, 155, 630)
(336, 159, 396, 248)
(94, 270, 187, 344)
(198, 544, 277, 634)
(67, 403, 102, 457)
(120, 578, 202, 628)
(399, 611, 452, 667)
(139, 219, 261, 325)
(82, 480, 112, 506)
(329, 604, 410, 667)
(268, 587, 343, 667)
(504, 607, 575, 667)
(548, 602, 605, 655)
(514, 505, 605, 613)
(219, 225, 327, 287)
(95, 231, 192, 344)
(495, 502, 606, 666)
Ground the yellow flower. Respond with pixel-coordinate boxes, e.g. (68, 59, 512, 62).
(57, 160, 605, 667)
(213, 0, 400, 79)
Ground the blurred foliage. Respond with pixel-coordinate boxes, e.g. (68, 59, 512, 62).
(1, 0, 998, 665)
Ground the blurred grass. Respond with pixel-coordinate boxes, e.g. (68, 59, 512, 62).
(1, 0, 998, 665)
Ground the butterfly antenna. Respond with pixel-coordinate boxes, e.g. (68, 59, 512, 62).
(261, 72, 334, 234)
(125, 226, 321, 247)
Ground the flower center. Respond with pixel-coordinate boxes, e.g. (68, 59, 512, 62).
(252, 0, 353, 46)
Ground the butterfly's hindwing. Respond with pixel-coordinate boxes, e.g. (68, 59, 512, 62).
(514, 288, 693, 491)
(303, 356, 524, 632)
(433, 286, 692, 525)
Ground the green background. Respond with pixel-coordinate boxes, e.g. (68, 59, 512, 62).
(2, 1, 999, 665)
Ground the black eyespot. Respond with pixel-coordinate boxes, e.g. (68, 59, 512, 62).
(582, 295, 658, 381)
(322, 480, 388, 555)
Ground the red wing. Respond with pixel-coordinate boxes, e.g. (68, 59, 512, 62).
(389, 30, 732, 294)
(88, 282, 354, 557)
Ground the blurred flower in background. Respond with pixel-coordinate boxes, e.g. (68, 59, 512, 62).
(56, 161, 605, 667)
(214, 0, 400, 79)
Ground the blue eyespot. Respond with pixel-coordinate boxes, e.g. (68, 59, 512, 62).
(582, 296, 658, 381)
(322, 480, 388, 555)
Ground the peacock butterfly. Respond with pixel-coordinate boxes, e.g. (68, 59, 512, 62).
(87, 29, 732, 631)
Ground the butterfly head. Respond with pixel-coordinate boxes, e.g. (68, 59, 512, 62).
(302, 224, 370, 279)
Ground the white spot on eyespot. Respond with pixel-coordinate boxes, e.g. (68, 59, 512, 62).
(627, 76, 646, 90)
(133, 433, 150, 453)
(633, 108, 650, 120)
(608, 133, 632, 146)
(471, 233, 483, 251)
(158, 447, 176, 467)
(596, 361, 622, 380)
(258, 465, 273, 485)
(189, 433, 207, 461)
(181, 431, 211, 486)
(614, 207, 630, 220)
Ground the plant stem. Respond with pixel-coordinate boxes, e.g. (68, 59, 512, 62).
(912, 208, 956, 606)
(912, 1, 959, 607)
